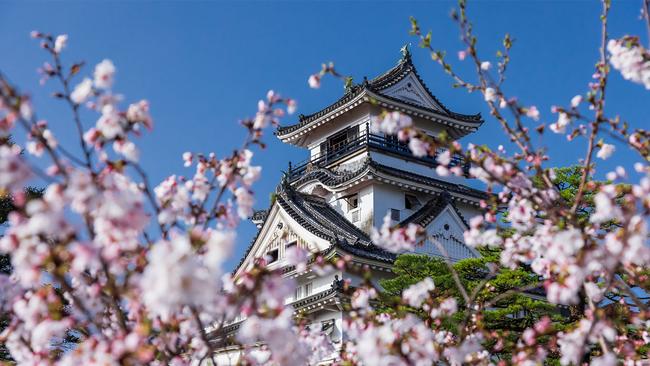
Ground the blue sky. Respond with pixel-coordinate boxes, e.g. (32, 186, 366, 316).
(0, 1, 647, 270)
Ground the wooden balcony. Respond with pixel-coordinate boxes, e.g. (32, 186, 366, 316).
(287, 128, 469, 181)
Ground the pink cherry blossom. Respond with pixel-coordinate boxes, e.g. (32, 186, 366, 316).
(608, 36, 650, 89)
(596, 143, 615, 160)
(308, 74, 321, 88)
(0, 145, 32, 194)
(70, 77, 93, 104)
(402, 277, 435, 308)
(53, 34, 67, 53)
(484, 87, 497, 102)
(94, 59, 116, 89)
(371, 213, 422, 253)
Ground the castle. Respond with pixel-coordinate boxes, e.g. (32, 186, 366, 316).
(213, 47, 486, 364)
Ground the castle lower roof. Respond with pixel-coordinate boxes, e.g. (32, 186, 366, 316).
(234, 183, 395, 275)
(290, 157, 489, 203)
(399, 192, 469, 228)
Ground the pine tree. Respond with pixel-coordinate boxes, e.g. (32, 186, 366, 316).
(378, 166, 609, 362)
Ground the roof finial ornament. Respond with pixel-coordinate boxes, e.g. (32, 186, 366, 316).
(400, 43, 412, 63)
(280, 169, 290, 188)
(344, 76, 354, 94)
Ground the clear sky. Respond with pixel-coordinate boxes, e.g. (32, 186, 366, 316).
(0, 1, 647, 271)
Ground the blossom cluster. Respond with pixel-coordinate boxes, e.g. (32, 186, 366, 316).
(0, 32, 315, 366)
(608, 36, 650, 90)
(0, 1, 649, 364)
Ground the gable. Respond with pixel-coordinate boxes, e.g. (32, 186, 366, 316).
(380, 72, 445, 113)
(235, 203, 331, 278)
(411, 205, 479, 261)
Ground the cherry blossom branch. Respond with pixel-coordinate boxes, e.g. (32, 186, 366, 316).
(571, 0, 610, 215)
(42, 35, 94, 171)
(190, 306, 218, 366)
(641, 0, 650, 45)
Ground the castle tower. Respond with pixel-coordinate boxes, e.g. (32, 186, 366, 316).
(213, 47, 487, 364)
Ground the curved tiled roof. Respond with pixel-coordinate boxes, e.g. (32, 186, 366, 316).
(291, 157, 488, 202)
(290, 158, 373, 188)
(234, 183, 394, 275)
(276, 51, 483, 138)
(276, 186, 372, 246)
(250, 209, 268, 222)
(369, 52, 482, 123)
(275, 85, 366, 137)
(399, 192, 470, 228)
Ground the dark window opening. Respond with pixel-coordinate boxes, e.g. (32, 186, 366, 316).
(328, 131, 348, 151)
(385, 134, 408, 152)
(326, 125, 359, 154)
(284, 240, 298, 253)
(267, 249, 279, 263)
(405, 194, 421, 210)
(390, 209, 400, 222)
(345, 194, 359, 210)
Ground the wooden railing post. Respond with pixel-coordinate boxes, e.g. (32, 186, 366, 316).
(365, 122, 370, 144)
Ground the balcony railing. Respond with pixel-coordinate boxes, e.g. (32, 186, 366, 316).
(287, 128, 469, 181)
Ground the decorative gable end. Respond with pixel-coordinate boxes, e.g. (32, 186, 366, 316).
(380, 72, 446, 113)
(235, 204, 331, 278)
(412, 205, 479, 261)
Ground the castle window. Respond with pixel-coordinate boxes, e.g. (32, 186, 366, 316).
(326, 125, 359, 156)
(304, 282, 313, 297)
(405, 194, 421, 210)
(267, 249, 279, 263)
(294, 286, 302, 300)
(351, 210, 360, 223)
(390, 209, 400, 222)
(345, 194, 359, 211)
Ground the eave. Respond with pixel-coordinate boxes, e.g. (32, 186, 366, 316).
(291, 157, 489, 205)
(276, 88, 482, 146)
(233, 183, 395, 277)
(276, 52, 483, 145)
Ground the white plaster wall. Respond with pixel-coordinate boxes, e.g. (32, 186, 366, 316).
(213, 348, 243, 366)
(453, 201, 482, 222)
(324, 184, 374, 234)
(369, 151, 470, 186)
(305, 106, 371, 150)
(335, 151, 368, 168)
(372, 183, 410, 227)
(292, 270, 341, 300)
(356, 185, 374, 234)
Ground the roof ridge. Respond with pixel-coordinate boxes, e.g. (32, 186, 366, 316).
(399, 192, 450, 227)
(276, 49, 483, 139)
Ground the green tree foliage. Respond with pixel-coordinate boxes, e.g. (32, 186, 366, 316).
(379, 251, 570, 361)
(378, 166, 611, 361)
